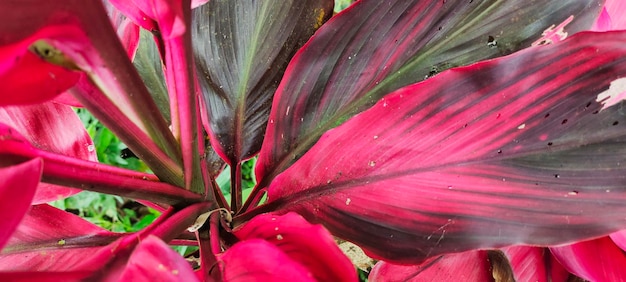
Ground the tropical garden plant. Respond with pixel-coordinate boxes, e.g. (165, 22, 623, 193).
(1, 0, 626, 281)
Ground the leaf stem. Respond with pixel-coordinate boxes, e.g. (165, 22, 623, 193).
(231, 162, 243, 212)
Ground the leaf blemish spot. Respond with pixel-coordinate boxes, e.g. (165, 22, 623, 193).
(487, 35, 497, 48)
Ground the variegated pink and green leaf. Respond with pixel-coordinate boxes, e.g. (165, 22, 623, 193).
(251, 31, 626, 263)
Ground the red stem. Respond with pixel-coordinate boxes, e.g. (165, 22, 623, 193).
(1, 142, 201, 205)
(159, 0, 205, 194)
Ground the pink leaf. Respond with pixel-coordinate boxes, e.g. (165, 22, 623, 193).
(219, 239, 316, 282)
(118, 235, 198, 282)
(51, 92, 83, 107)
(108, 0, 158, 32)
(0, 36, 80, 106)
(609, 229, 626, 251)
(131, 0, 186, 40)
(261, 31, 626, 263)
(103, 0, 141, 58)
(0, 204, 120, 271)
(0, 158, 42, 250)
(233, 212, 356, 282)
(369, 250, 493, 281)
(1, 1, 184, 185)
(592, 0, 626, 31)
(501, 246, 570, 282)
(0, 102, 96, 203)
(551, 237, 626, 281)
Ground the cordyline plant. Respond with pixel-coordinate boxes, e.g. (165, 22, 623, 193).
(2, 0, 626, 281)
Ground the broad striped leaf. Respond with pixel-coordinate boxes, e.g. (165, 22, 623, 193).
(255, 0, 603, 189)
(260, 31, 626, 263)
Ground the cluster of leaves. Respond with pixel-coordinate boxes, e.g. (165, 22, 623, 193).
(2, 0, 626, 281)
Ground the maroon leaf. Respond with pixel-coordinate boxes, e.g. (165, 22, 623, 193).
(232, 212, 356, 282)
(0, 159, 42, 250)
(0, 102, 95, 203)
(501, 246, 570, 282)
(191, 0, 333, 164)
(0, 204, 120, 271)
(118, 235, 198, 282)
(254, 0, 603, 189)
(550, 237, 626, 281)
(256, 31, 626, 263)
(369, 250, 494, 281)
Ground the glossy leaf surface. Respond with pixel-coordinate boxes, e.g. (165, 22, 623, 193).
(593, 0, 626, 31)
(0, 0, 183, 185)
(0, 103, 95, 203)
(261, 31, 626, 263)
(255, 0, 603, 188)
(550, 237, 626, 281)
(369, 250, 493, 282)
(232, 212, 356, 282)
(118, 235, 198, 282)
(0, 123, 201, 205)
(0, 204, 120, 271)
(191, 0, 333, 163)
(0, 159, 42, 250)
(219, 239, 315, 282)
(134, 29, 170, 122)
(501, 246, 570, 282)
(609, 229, 626, 251)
